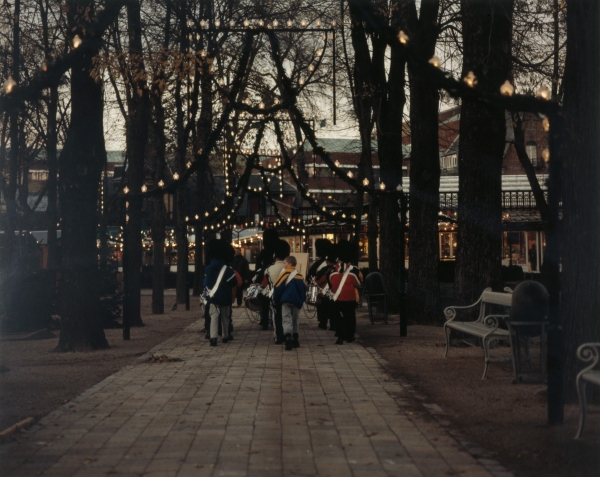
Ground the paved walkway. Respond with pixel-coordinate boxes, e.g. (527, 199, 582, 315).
(0, 307, 512, 477)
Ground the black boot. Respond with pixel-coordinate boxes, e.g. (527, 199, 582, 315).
(292, 333, 300, 348)
(285, 334, 294, 351)
(335, 337, 343, 345)
(205, 331, 210, 340)
(210, 338, 217, 347)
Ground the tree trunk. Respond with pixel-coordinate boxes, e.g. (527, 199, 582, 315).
(559, 0, 600, 395)
(122, 0, 149, 327)
(455, 0, 514, 305)
(46, 85, 59, 270)
(367, 200, 378, 271)
(57, 1, 109, 350)
(406, 0, 442, 324)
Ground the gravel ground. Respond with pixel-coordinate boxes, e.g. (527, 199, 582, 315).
(0, 291, 200, 432)
(353, 308, 600, 477)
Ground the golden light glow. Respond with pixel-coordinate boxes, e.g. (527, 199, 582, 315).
(158, 180, 165, 188)
(123, 186, 129, 194)
(72, 34, 83, 49)
(398, 30, 409, 44)
(428, 56, 440, 68)
(3, 77, 16, 93)
(173, 172, 179, 180)
(380, 182, 386, 190)
(537, 85, 550, 100)
(542, 117, 550, 132)
(463, 71, 477, 88)
(542, 148, 550, 162)
(362, 178, 369, 186)
(141, 185, 147, 193)
(500, 80, 514, 96)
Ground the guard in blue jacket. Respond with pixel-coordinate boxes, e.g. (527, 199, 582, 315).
(273, 256, 307, 350)
(203, 240, 237, 347)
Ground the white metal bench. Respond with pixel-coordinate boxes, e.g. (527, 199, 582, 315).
(444, 288, 512, 379)
(575, 343, 600, 438)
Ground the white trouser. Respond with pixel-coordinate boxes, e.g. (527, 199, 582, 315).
(282, 303, 300, 336)
(209, 304, 231, 339)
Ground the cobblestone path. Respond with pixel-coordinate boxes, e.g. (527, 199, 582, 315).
(0, 307, 512, 477)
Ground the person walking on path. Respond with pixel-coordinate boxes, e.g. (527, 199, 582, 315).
(273, 256, 307, 350)
(328, 240, 362, 345)
(307, 239, 332, 330)
(253, 229, 279, 329)
(315, 245, 338, 331)
(262, 240, 290, 344)
(232, 248, 249, 307)
(203, 240, 238, 347)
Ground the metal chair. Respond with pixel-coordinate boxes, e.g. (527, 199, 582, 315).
(364, 272, 388, 324)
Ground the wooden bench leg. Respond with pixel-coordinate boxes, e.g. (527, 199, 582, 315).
(575, 378, 587, 439)
(444, 325, 451, 358)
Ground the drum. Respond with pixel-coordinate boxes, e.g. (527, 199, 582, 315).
(245, 284, 266, 312)
(307, 284, 319, 305)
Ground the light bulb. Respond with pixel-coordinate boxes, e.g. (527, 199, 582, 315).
(3, 77, 16, 93)
(331, 20, 336, 27)
(200, 49, 207, 58)
(274, 98, 280, 105)
(317, 49, 323, 57)
(335, 160, 340, 167)
(542, 117, 550, 132)
(301, 19, 307, 27)
(428, 56, 440, 68)
(205, 212, 209, 216)
(218, 78, 224, 86)
(141, 185, 147, 193)
(500, 80, 514, 96)
(187, 20, 193, 28)
(123, 186, 129, 194)
(229, 20, 235, 27)
(200, 20, 206, 28)
(537, 85, 550, 100)
(463, 71, 477, 88)
(273, 19, 279, 27)
(173, 172, 179, 180)
(185, 216, 189, 222)
(316, 19, 322, 27)
(380, 182, 386, 190)
(259, 102, 265, 109)
(347, 171, 354, 179)
(362, 178, 369, 186)
(215, 19, 221, 27)
(398, 30, 409, 44)
(195, 215, 199, 219)
(287, 19, 292, 27)
(158, 180, 165, 188)
(72, 34, 83, 49)
(299, 78, 305, 85)
(244, 19, 250, 27)
(542, 148, 550, 162)
(308, 64, 314, 72)
(258, 19, 264, 27)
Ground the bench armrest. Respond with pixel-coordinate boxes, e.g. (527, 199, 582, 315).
(577, 343, 600, 377)
(483, 314, 509, 332)
(444, 303, 480, 323)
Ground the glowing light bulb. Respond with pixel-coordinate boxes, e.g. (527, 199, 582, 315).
(398, 30, 409, 44)
(187, 20, 193, 27)
(205, 212, 209, 217)
(141, 185, 147, 193)
(218, 78, 224, 86)
(72, 34, 83, 49)
(200, 49, 207, 58)
(500, 80, 514, 96)
(158, 180, 165, 188)
(123, 186, 129, 194)
(259, 102, 265, 109)
(200, 20, 206, 28)
(258, 19, 264, 27)
(537, 85, 550, 100)
(301, 19, 307, 27)
(317, 49, 323, 57)
(244, 19, 250, 27)
(308, 64, 314, 72)
(542, 117, 550, 132)
(316, 19, 322, 27)
(380, 182, 386, 191)
(335, 160, 340, 167)
(274, 98, 280, 105)
(3, 77, 16, 93)
(173, 172, 179, 180)
(229, 20, 235, 27)
(347, 171, 354, 179)
(299, 78, 305, 85)
(331, 20, 336, 27)
(185, 216, 189, 222)
(428, 56, 440, 68)
(287, 20, 293, 27)
(463, 71, 477, 88)
(273, 19, 279, 27)
(542, 148, 550, 162)
(362, 178, 369, 186)
(215, 19, 221, 27)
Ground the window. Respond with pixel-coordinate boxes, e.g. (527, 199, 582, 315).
(526, 141, 538, 167)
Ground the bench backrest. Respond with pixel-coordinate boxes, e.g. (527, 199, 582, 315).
(481, 290, 513, 307)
